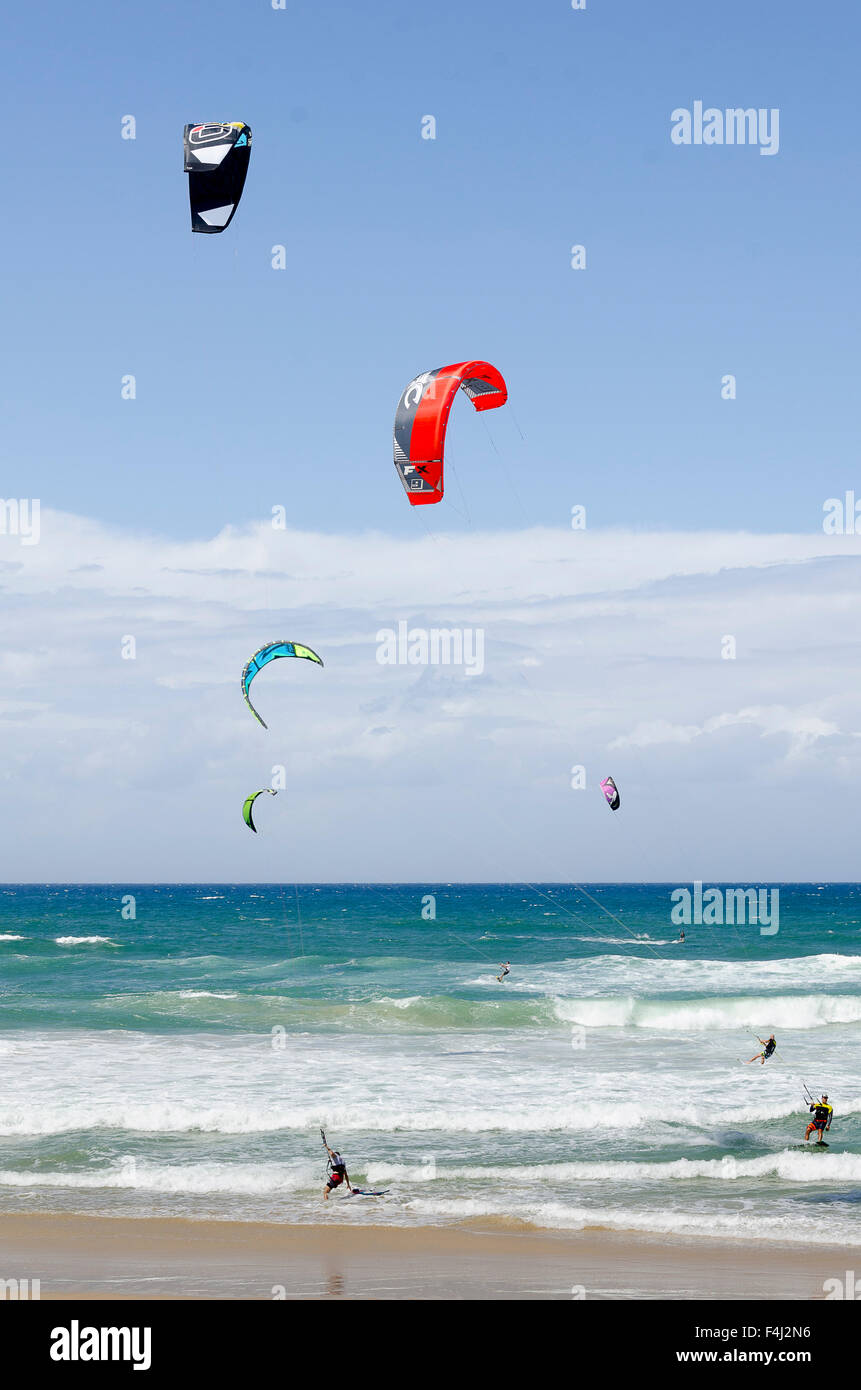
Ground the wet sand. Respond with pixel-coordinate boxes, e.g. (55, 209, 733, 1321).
(0, 1213, 850, 1300)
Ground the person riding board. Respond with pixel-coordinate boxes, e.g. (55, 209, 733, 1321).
(323, 1138, 352, 1199)
(805, 1094, 833, 1145)
(497, 961, 511, 983)
(746, 1034, 777, 1065)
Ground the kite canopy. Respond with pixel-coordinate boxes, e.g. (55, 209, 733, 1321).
(183, 122, 251, 233)
(242, 788, 277, 833)
(241, 641, 323, 729)
(393, 360, 508, 505)
(600, 776, 621, 811)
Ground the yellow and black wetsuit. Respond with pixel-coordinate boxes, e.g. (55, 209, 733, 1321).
(809, 1102, 832, 1132)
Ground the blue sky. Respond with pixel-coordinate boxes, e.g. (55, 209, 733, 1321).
(3, 2, 861, 881)
(4, 0, 859, 537)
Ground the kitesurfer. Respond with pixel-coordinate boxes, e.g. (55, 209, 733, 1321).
(679, 929, 685, 943)
(323, 1142, 352, 1199)
(805, 1095, 833, 1144)
(497, 961, 511, 983)
(746, 1034, 777, 1065)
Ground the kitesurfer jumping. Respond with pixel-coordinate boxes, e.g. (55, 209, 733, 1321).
(746, 1034, 777, 1065)
(805, 1095, 833, 1144)
(323, 1142, 352, 1199)
(497, 961, 511, 983)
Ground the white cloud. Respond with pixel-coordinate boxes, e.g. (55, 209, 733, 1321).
(614, 707, 845, 756)
(2, 512, 861, 881)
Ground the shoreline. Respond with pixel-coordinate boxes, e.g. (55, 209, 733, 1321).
(0, 1211, 850, 1300)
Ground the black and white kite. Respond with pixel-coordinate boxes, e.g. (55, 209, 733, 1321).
(183, 122, 251, 234)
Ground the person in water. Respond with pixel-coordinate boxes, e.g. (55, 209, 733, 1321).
(805, 1095, 833, 1144)
(323, 1142, 352, 1199)
(746, 1034, 777, 1065)
(679, 929, 685, 942)
(497, 961, 511, 983)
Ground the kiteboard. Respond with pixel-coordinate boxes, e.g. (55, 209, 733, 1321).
(348, 1187, 389, 1197)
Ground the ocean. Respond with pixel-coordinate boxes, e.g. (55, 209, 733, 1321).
(0, 883, 858, 1245)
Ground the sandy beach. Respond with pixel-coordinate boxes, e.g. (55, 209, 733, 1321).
(0, 1212, 850, 1300)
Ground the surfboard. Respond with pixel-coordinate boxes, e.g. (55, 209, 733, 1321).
(348, 1187, 389, 1196)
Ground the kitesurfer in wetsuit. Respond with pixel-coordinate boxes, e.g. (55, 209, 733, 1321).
(679, 929, 685, 943)
(746, 1034, 777, 1065)
(497, 961, 511, 983)
(323, 1143, 352, 1199)
(805, 1095, 833, 1144)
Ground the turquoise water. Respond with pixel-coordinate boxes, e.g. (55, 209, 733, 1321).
(0, 883, 859, 1244)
